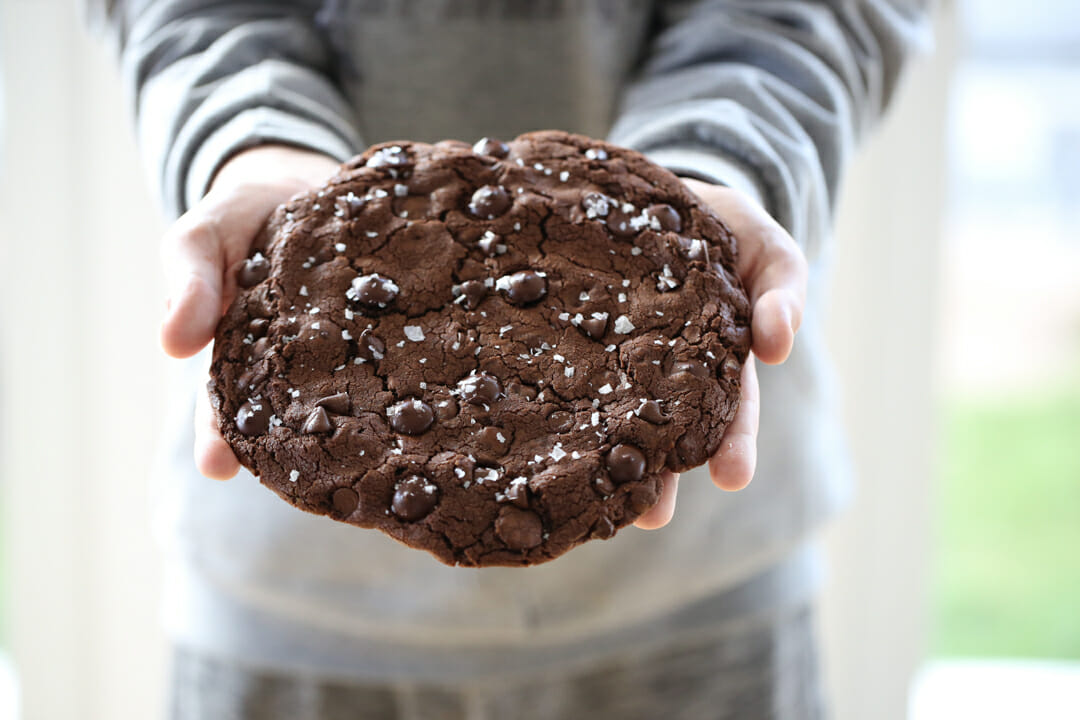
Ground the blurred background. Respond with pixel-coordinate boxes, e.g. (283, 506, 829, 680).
(0, 0, 1077, 718)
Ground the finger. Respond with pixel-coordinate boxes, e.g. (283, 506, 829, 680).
(160, 187, 285, 359)
(160, 215, 227, 358)
(751, 287, 800, 365)
(736, 223, 806, 365)
(634, 471, 679, 530)
(709, 356, 759, 491)
(194, 384, 241, 480)
(686, 180, 806, 366)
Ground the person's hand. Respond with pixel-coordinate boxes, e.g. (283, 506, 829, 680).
(160, 144, 341, 479)
(634, 178, 808, 530)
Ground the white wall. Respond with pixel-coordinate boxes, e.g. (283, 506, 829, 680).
(0, 1, 951, 719)
(0, 2, 168, 719)
(820, 4, 955, 719)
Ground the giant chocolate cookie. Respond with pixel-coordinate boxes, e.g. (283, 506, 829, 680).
(208, 130, 751, 566)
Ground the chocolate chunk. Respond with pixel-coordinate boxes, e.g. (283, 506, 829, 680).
(495, 507, 543, 550)
(477, 426, 509, 456)
(503, 477, 530, 509)
(581, 192, 611, 218)
(302, 406, 333, 434)
(236, 400, 271, 436)
(607, 444, 646, 484)
(721, 356, 741, 380)
(366, 145, 409, 169)
(646, 203, 682, 232)
(316, 393, 350, 414)
(237, 253, 269, 288)
(392, 475, 439, 521)
(635, 399, 670, 424)
(591, 516, 616, 540)
(594, 475, 617, 496)
(434, 397, 458, 421)
(248, 336, 270, 362)
(357, 329, 386, 362)
(506, 380, 537, 401)
(348, 273, 399, 308)
(386, 398, 435, 435)
(468, 185, 511, 219)
(335, 192, 365, 219)
(455, 279, 487, 310)
(681, 237, 710, 263)
(459, 372, 502, 407)
(473, 137, 510, 158)
(476, 231, 502, 256)
(332, 487, 359, 516)
(672, 360, 709, 379)
(547, 411, 573, 432)
(497, 270, 547, 305)
(248, 318, 269, 338)
(579, 312, 608, 340)
(629, 486, 655, 514)
(605, 207, 636, 238)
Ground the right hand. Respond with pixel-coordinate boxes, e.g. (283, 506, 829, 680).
(160, 144, 341, 479)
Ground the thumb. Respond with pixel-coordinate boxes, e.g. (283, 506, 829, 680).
(159, 185, 286, 359)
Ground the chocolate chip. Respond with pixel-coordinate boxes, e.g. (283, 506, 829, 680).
(366, 145, 409, 169)
(506, 380, 537, 401)
(348, 273, 399, 308)
(435, 397, 459, 421)
(455, 279, 487, 310)
(605, 208, 636, 238)
(236, 400, 271, 436)
(332, 487, 359, 516)
(316, 393, 350, 414)
(721, 356, 741, 380)
(579, 312, 608, 340)
(681, 237, 709, 263)
(547, 411, 573, 433)
(248, 318, 269, 338)
(477, 426, 509, 456)
(237, 252, 269, 288)
(635, 400, 670, 424)
(459, 372, 502, 407)
(647, 203, 682, 232)
(497, 270, 547, 305)
(476, 232, 502, 256)
(335, 192, 365, 219)
(581, 192, 611, 218)
(357, 329, 386, 362)
(594, 475, 617, 496)
(606, 444, 646, 484)
(302, 406, 333, 434)
(387, 398, 435, 435)
(591, 516, 616, 540)
(391, 475, 439, 521)
(629, 486, 655, 514)
(468, 185, 512, 219)
(248, 336, 271, 362)
(672, 360, 709, 379)
(473, 137, 510, 158)
(495, 507, 543, 550)
(504, 478, 530, 509)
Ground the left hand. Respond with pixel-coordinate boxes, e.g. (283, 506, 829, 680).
(634, 178, 808, 530)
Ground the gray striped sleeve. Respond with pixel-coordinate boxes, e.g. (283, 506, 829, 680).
(109, 0, 362, 219)
(608, 0, 931, 255)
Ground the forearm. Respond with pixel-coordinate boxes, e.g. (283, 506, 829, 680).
(609, 0, 931, 255)
(106, 0, 362, 218)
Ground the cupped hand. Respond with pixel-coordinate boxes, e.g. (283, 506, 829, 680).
(633, 179, 807, 530)
(160, 144, 341, 479)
